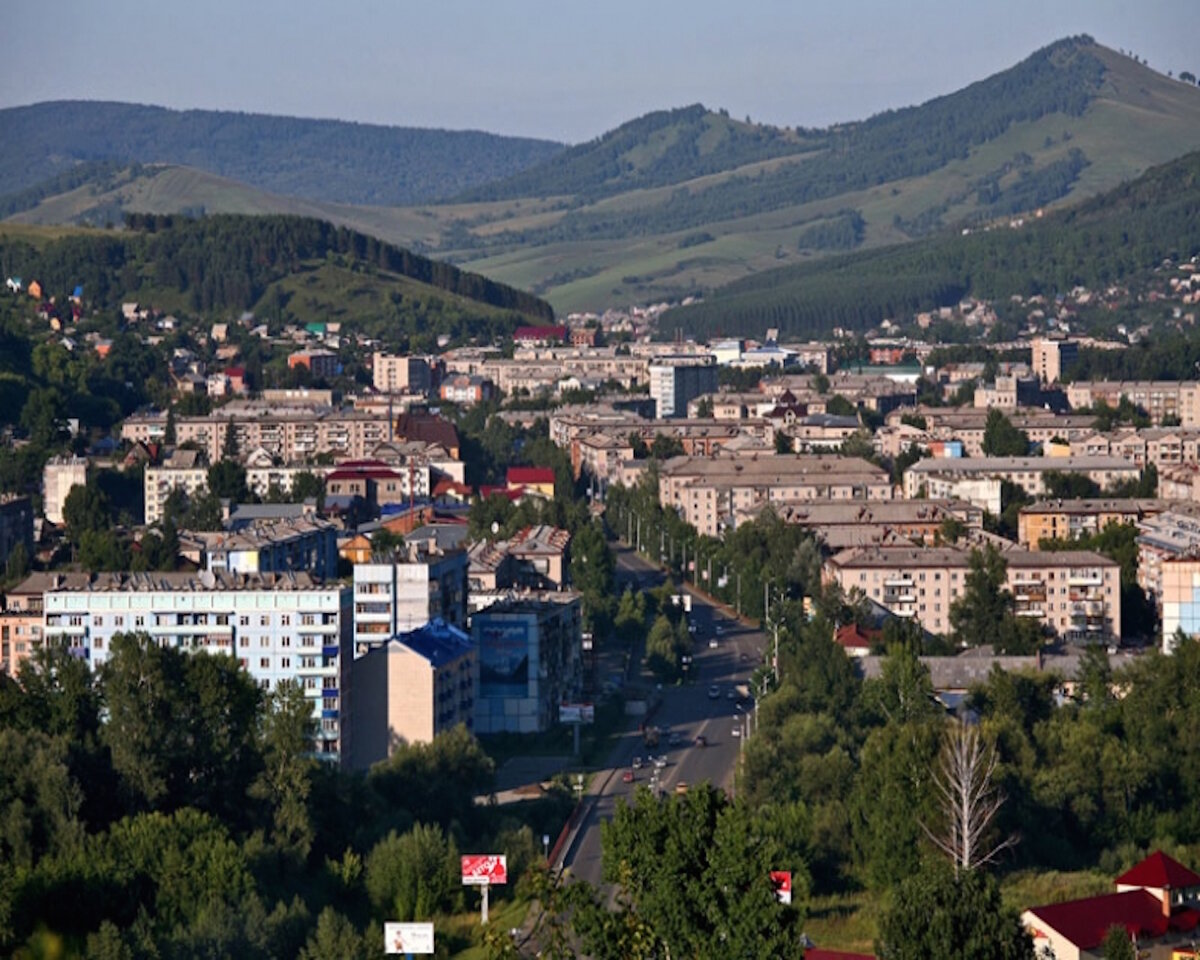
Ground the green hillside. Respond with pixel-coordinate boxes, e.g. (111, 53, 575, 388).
(0, 214, 554, 328)
(7, 39, 1200, 313)
(0, 100, 564, 205)
(659, 148, 1200, 339)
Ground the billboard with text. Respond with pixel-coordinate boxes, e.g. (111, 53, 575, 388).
(461, 854, 508, 886)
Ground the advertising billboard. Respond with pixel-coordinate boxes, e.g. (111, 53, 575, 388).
(477, 620, 530, 698)
(559, 703, 595, 724)
(461, 854, 508, 886)
(770, 871, 792, 905)
(384, 922, 434, 955)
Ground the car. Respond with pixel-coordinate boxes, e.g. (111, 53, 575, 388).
(731, 725, 742, 738)
(708, 637, 718, 649)
(708, 684, 720, 699)
(622, 770, 635, 783)
(632, 756, 643, 770)
(668, 732, 682, 747)
(694, 734, 707, 747)
(715, 625, 724, 636)
(726, 689, 737, 701)
(653, 756, 667, 769)
(674, 781, 689, 796)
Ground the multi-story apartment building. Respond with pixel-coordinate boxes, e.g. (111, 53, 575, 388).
(439, 374, 494, 405)
(824, 545, 1120, 642)
(1135, 508, 1200, 603)
(123, 402, 393, 464)
(347, 619, 475, 770)
(740, 498, 982, 550)
(42, 456, 88, 525)
(372, 353, 432, 394)
(904, 457, 1141, 514)
(884, 407, 1099, 457)
(39, 571, 351, 760)
(1159, 557, 1200, 652)
(472, 593, 583, 734)
(659, 454, 894, 537)
(649, 357, 719, 419)
(0, 495, 34, 572)
(1066, 380, 1200, 426)
(0, 572, 90, 678)
(182, 517, 339, 581)
(352, 541, 469, 657)
(144, 463, 329, 524)
(1064, 427, 1200, 469)
(1019, 498, 1175, 548)
(1031, 337, 1079, 384)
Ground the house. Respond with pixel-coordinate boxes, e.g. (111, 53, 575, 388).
(514, 325, 568, 346)
(1023, 851, 1200, 960)
(834, 623, 880, 657)
(507, 466, 556, 499)
(5, 277, 21, 293)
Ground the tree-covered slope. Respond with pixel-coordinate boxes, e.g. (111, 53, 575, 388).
(0, 214, 554, 322)
(0, 101, 565, 205)
(659, 149, 1200, 339)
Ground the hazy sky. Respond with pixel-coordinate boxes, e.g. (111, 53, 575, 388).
(1, 1, 1193, 143)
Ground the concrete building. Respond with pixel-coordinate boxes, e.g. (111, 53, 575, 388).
(352, 542, 469, 657)
(439, 374, 494, 405)
(0, 572, 91, 678)
(182, 517, 339, 581)
(904, 457, 1141, 514)
(1066, 380, 1200, 427)
(372, 353, 432, 394)
(40, 571, 351, 761)
(473, 594, 583, 734)
(1018, 498, 1173, 548)
(1136, 510, 1200, 603)
(347, 619, 475, 770)
(1031, 337, 1079, 384)
(1159, 557, 1200, 653)
(0, 495, 34, 572)
(742, 499, 983, 551)
(144, 462, 331, 524)
(287, 349, 338, 379)
(42, 456, 88, 525)
(648, 357, 719, 418)
(824, 545, 1120, 642)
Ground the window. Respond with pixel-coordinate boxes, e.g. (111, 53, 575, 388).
(260, 615, 270, 627)
(303, 677, 317, 689)
(323, 697, 338, 710)
(240, 616, 249, 626)
(281, 636, 291, 647)
(114, 616, 124, 627)
(92, 616, 103, 626)
(280, 657, 291, 669)
(94, 637, 105, 649)
(135, 615, 144, 627)
(260, 657, 270, 668)
(281, 614, 290, 626)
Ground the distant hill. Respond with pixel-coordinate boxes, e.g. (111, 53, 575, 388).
(658, 148, 1200, 340)
(7, 38, 1200, 313)
(0, 215, 554, 345)
(0, 101, 565, 205)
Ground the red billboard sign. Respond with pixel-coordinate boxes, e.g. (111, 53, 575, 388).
(770, 870, 792, 904)
(461, 854, 508, 886)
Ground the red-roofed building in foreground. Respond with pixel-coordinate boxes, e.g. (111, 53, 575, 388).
(1023, 851, 1200, 960)
(834, 623, 881, 658)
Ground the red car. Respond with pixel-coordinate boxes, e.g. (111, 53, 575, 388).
(622, 770, 635, 783)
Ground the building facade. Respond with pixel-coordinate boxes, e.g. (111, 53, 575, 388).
(352, 544, 469, 657)
(42, 456, 88, 525)
(0, 495, 34, 572)
(648, 358, 719, 419)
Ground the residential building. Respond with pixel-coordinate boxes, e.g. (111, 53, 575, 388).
(439, 374, 494, 405)
(42, 456, 88, 525)
(1067, 380, 1200, 426)
(1031, 336, 1079, 384)
(467, 526, 570, 598)
(658, 454, 894, 537)
(648, 357, 719, 418)
(741, 499, 982, 551)
(473, 593, 583, 734)
(40, 571, 351, 761)
(785, 414, 862, 453)
(144, 462, 329, 524)
(513, 325, 567, 346)
(885, 407, 1099, 457)
(1137, 510, 1200, 602)
(1018, 498, 1173, 548)
(182, 517, 339, 581)
(372, 353, 432, 394)
(904, 457, 1141, 514)
(506, 467, 556, 499)
(0, 495, 34, 572)
(0, 572, 90, 678)
(287, 349, 339, 378)
(1023, 851, 1200, 960)
(347, 619, 475, 770)
(352, 541, 469, 656)
(973, 375, 1044, 410)
(824, 545, 1121, 642)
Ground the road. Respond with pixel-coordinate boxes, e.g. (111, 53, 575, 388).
(561, 542, 766, 892)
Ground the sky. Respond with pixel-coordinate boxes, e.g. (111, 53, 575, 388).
(1, 0, 1194, 144)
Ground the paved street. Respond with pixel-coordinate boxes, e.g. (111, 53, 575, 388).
(561, 542, 766, 891)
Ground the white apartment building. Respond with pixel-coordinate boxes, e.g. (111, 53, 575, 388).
(143, 464, 324, 524)
(372, 354, 432, 394)
(648, 357, 719, 419)
(42, 456, 88, 525)
(352, 545, 469, 657)
(40, 571, 351, 761)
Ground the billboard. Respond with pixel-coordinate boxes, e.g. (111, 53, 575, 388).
(559, 702, 595, 724)
(477, 620, 531, 698)
(771, 871, 792, 905)
(461, 854, 508, 886)
(384, 922, 434, 955)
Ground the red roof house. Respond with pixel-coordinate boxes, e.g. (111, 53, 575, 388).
(514, 325, 567, 344)
(834, 623, 881, 657)
(507, 466, 555, 489)
(1023, 852, 1200, 960)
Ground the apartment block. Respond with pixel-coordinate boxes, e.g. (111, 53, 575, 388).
(1160, 558, 1200, 653)
(1031, 337, 1079, 384)
(182, 517, 339, 581)
(741, 498, 982, 550)
(473, 593, 583, 734)
(824, 546, 1120, 642)
(347, 619, 475, 770)
(352, 542, 469, 657)
(648, 357, 719, 418)
(1019, 498, 1173, 548)
(1066, 380, 1200, 426)
(42, 456, 88, 525)
(0, 495, 34, 572)
(372, 353, 432, 394)
(144, 463, 330, 524)
(40, 571, 351, 760)
(904, 457, 1141, 514)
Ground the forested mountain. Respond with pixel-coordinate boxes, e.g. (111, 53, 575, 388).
(0, 101, 565, 205)
(0, 214, 553, 322)
(659, 148, 1200, 339)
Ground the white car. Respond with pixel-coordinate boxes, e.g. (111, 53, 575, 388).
(731, 725, 742, 738)
(708, 638, 718, 649)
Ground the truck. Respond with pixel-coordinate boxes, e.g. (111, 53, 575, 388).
(643, 726, 660, 749)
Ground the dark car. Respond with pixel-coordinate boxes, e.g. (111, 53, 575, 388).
(695, 734, 708, 747)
